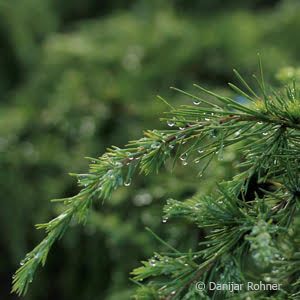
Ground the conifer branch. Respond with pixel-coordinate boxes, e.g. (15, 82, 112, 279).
(12, 66, 300, 298)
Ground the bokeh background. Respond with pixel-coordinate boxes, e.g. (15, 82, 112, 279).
(1, 0, 300, 299)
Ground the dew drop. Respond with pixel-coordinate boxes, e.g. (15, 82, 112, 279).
(171, 291, 176, 295)
(195, 159, 200, 164)
(265, 277, 271, 282)
(20, 262, 24, 266)
(193, 101, 201, 105)
(210, 129, 217, 138)
(205, 118, 210, 121)
(180, 154, 187, 160)
(34, 253, 40, 259)
(263, 132, 268, 136)
(150, 259, 156, 266)
(182, 161, 188, 166)
(162, 217, 168, 223)
(179, 127, 185, 130)
(129, 157, 134, 160)
(124, 179, 132, 186)
(167, 120, 175, 127)
(169, 144, 174, 149)
(151, 143, 159, 149)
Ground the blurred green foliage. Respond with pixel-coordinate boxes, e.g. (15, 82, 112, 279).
(2, 0, 300, 299)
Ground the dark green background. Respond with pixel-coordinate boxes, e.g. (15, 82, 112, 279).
(1, 0, 300, 299)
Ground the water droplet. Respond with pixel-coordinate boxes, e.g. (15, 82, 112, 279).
(167, 120, 175, 127)
(265, 277, 271, 282)
(150, 259, 156, 266)
(135, 157, 141, 160)
(182, 161, 188, 166)
(34, 253, 41, 259)
(124, 179, 132, 186)
(169, 144, 174, 149)
(129, 157, 134, 160)
(263, 132, 268, 136)
(197, 149, 204, 154)
(193, 101, 201, 105)
(182, 140, 187, 144)
(162, 217, 168, 223)
(258, 121, 263, 124)
(171, 291, 176, 295)
(180, 154, 187, 160)
(151, 143, 160, 149)
(205, 118, 210, 121)
(210, 129, 217, 138)
(195, 159, 200, 164)
(179, 127, 185, 130)
(184, 264, 188, 267)
(20, 262, 24, 266)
